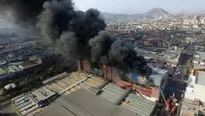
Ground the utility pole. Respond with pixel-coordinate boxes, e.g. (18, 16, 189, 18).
(159, 85, 168, 107)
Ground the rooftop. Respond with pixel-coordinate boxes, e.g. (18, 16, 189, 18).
(181, 98, 205, 116)
(194, 64, 205, 70)
(99, 83, 127, 103)
(185, 84, 205, 102)
(121, 93, 156, 116)
(149, 74, 164, 87)
(0, 65, 22, 76)
(196, 71, 205, 86)
(11, 71, 157, 116)
(0, 68, 5, 75)
(19, 60, 40, 69)
(46, 72, 106, 94)
(11, 72, 107, 116)
(11, 94, 38, 116)
(37, 89, 137, 116)
(30, 86, 56, 103)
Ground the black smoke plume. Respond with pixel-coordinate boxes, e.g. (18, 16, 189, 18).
(89, 31, 114, 64)
(37, 0, 150, 76)
(0, 0, 47, 24)
(37, 0, 106, 59)
(1, 0, 151, 76)
(109, 40, 150, 75)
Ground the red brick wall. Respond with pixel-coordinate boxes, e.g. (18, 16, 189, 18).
(102, 65, 121, 82)
(111, 67, 121, 83)
(103, 65, 112, 80)
(79, 60, 160, 99)
(77, 60, 82, 71)
(132, 84, 159, 99)
(82, 60, 91, 72)
(151, 87, 160, 99)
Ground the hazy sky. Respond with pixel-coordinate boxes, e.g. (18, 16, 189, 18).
(74, 0, 205, 14)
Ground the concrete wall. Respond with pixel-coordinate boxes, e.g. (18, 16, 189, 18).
(151, 87, 160, 100)
(185, 84, 205, 102)
(132, 84, 159, 99)
(78, 60, 160, 99)
(77, 60, 82, 71)
(102, 65, 121, 82)
(102, 65, 112, 81)
(78, 60, 121, 82)
(111, 67, 121, 83)
(81, 60, 91, 72)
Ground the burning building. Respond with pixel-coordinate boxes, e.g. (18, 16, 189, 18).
(1, 0, 159, 99)
(77, 59, 160, 99)
(1, 0, 151, 78)
(77, 60, 121, 82)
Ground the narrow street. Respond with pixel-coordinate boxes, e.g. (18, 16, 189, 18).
(155, 45, 195, 116)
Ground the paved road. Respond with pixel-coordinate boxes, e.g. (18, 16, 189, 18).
(161, 45, 194, 115)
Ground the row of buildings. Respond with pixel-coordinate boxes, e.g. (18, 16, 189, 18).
(10, 57, 167, 116)
(180, 49, 205, 115)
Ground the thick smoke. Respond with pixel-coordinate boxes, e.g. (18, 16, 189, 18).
(36, 0, 150, 75)
(37, 0, 106, 59)
(1, 0, 150, 76)
(109, 40, 149, 75)
(89, 31, 114, 64)
(0, 0, 47, 24)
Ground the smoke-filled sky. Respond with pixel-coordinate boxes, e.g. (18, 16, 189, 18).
(74, 0, 205, 14)
(0, 0, 204, 28)
(35, 0, 151, 75)
(0, 0, 151, 76)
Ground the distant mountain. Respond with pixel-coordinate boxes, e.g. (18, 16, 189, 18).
(144, 8, 170, 19)
(101, 8, 170, 22)
(101, 12, 143, 22)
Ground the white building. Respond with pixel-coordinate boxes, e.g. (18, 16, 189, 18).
(185, 71, 205, 102)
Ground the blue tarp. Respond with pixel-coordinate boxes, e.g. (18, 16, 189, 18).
(16, 70, 24, 74)
(132, 73, 138, 82)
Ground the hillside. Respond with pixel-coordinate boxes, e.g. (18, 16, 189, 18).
(144, 8, 170, 18)
(101, 8, 170, 22)
(101, 12, 143, 22)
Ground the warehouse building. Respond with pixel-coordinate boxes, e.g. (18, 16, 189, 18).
(37, 85, 156, 116)
(11, 94, 39, 116)
(30, 86, 57, 107)
(11, 86, 58, 115)
(10, 59, 160, 116)
(11, 72, 107, 116)
(37, 89, 137, 116)
(77, 60, 160, 100)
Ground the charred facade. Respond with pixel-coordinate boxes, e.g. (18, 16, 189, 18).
(77, 59, 160, 99)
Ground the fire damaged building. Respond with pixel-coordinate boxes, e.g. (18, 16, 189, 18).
(1, 0, 162, 115)
(78, 60, 120, 81)
(77, 60, 160, 100)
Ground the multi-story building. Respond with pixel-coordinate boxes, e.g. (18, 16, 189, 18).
(77, 60, 160, 100)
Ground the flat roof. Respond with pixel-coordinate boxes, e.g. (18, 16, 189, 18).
(196, 71, 205, 86)
(19, 60, 39, 69)
(181, 98, 205, 116)
(30, 86, 56, 103)
(194, 64, 205, 70)
(37, 89, 137, 116)
(0, 68, 5, 75)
